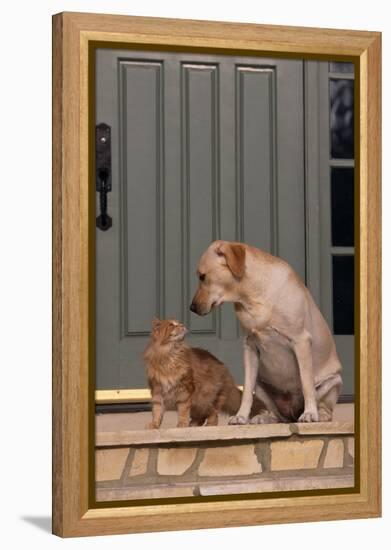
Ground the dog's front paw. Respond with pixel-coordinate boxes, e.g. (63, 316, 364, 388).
(250, 411, 279, 424)
(228, 414, 249, 425)
(298, 409, 319, 423)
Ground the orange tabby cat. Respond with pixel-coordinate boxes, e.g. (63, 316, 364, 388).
(143, 318, 243, 428)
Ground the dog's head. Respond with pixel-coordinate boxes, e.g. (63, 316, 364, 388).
(190, 241, 246, 316)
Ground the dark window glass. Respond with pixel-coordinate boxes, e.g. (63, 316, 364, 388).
(329, 62, 355, 74)
(330, 79, 354, 159)
(331, 167, 354, 246)
(332, 255, 354, 335)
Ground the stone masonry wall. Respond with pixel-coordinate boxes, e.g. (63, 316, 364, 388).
(95, 426, 355, 502)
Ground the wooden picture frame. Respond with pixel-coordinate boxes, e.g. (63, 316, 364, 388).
(52, 11, 381, 537)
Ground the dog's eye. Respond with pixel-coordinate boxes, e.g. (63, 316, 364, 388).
(199, 274, 206, 282)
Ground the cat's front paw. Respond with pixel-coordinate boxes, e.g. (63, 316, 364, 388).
(177, 421, 190, 428)
(147, 421, 160, 429)
(228, 414, 249, 425)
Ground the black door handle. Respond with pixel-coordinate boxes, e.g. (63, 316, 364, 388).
(96, 123, 112, 231)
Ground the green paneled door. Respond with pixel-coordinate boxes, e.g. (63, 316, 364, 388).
(95, 50, 353, 399)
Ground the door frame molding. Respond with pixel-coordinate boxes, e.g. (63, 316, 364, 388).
(95, 386, 245, 404)
(304, 61, 356, 398)
(53, 12, 381, 537)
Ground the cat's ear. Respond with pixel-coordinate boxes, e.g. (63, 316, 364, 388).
(152, 317, 161, 330)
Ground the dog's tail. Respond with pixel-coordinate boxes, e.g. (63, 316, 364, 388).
(223, 384, 267, 417)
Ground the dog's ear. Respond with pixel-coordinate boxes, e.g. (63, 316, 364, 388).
(216, 242, 246, 279)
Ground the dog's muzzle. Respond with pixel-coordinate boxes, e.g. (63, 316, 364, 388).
(189, 301, 213, 316)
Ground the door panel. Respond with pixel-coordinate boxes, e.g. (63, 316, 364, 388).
(238, 67, 275, 251)
(182, 63, 219, 334)
(121, 61, 164, 335)
(95, 50, 305, 390)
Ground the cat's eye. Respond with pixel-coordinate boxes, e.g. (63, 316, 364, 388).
(199, 273, 206, 282)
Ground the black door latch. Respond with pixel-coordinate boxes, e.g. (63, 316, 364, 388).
(96, 123, 112, 231)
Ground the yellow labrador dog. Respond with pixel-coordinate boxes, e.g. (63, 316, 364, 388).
(190, 241, 342, 424)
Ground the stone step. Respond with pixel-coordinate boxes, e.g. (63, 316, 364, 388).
(95, 416, 355, 503)
(96, 421, 354, 446)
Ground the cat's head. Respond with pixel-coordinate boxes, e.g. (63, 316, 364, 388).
(150, 318, 188, 344)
